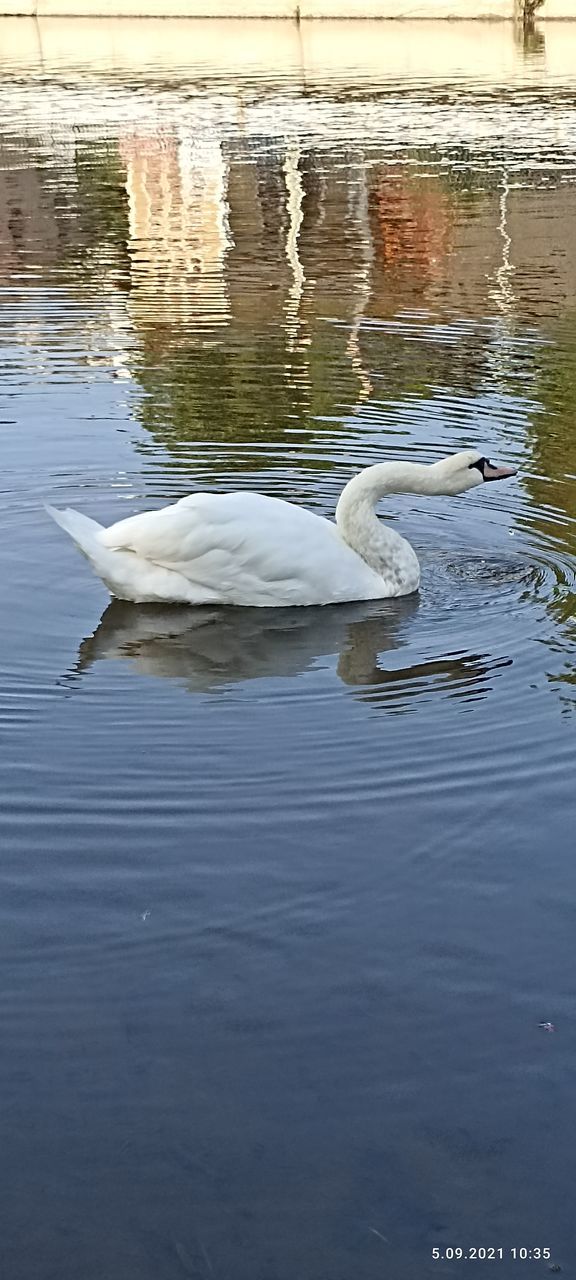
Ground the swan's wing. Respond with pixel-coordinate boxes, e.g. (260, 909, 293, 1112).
(99, 491, 343, 603)
(100, 492, 327, 562)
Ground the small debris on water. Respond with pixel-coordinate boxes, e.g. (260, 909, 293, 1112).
(538, 1021, 555, 1032)
(370, 1228, 389, 1245)
(141, 910, 151, 922)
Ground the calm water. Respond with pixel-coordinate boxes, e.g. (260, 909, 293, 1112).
(1, 20, 576, 1279)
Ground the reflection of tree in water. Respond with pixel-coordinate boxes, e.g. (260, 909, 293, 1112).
(526, 314, 576, 569)
(529, 316, 576, 520)
(522, 315, 576, 706)
(69, 141, 130, 279)
(134, 323, 362, 459)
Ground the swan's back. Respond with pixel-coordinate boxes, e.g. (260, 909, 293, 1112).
(98, 490, 384, 607)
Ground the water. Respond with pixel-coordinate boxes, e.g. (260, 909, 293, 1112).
(1, 19, 576, 1278)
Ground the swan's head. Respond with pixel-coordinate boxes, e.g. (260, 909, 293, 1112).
(430, 450, 517, 496)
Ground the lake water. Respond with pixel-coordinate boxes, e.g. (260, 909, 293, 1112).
(1, 19, 576, 1279)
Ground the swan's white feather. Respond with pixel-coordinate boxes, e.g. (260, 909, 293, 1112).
(96, 491, 387, 606)
(48, 451, 505, 607)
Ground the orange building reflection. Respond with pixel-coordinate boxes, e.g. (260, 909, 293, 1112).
(369, 168, 454, 295)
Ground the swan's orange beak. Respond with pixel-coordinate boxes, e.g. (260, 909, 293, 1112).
(483, 461, 517, 482)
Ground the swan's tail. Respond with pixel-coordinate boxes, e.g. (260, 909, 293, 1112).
(45, 505, 104, 558)
(45, 504, 213, 605)
(46, 503, 136, 598)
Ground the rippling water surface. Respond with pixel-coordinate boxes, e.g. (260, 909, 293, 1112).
(1, 19, 576, 1278)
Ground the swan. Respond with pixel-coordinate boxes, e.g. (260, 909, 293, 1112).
(46, 450, 516, 608)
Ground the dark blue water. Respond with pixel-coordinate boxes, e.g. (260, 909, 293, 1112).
(1, 19, 576, 1278)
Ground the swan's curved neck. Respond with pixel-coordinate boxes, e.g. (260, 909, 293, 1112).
(335, 462, 431, 580)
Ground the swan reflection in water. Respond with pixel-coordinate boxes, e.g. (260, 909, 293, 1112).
(72, 597, 511, 709)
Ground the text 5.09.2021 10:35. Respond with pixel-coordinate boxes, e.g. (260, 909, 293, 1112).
(432, 1248, 551, 1261)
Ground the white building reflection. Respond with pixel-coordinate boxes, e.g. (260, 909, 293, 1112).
(120, 123, 232, 335)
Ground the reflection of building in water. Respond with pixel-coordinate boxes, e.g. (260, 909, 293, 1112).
(120, 126, 231, 335)
(4, 105, 576, 478)
(0, 145, 60, 278)
(119, 120, 576, 444)
(369, 167, 454, 292)
(0, 137, 131, 371)
(225, 145, 293, 332)
(283, 140, 305, 350)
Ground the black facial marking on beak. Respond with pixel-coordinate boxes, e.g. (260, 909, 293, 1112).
(468, 456, 517, 482)
(469, 456, 489, 476)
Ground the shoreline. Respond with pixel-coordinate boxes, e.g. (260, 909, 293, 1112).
(0, 3, 574, 21)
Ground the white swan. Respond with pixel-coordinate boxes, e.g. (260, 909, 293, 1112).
(46, 450, 516, 608)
